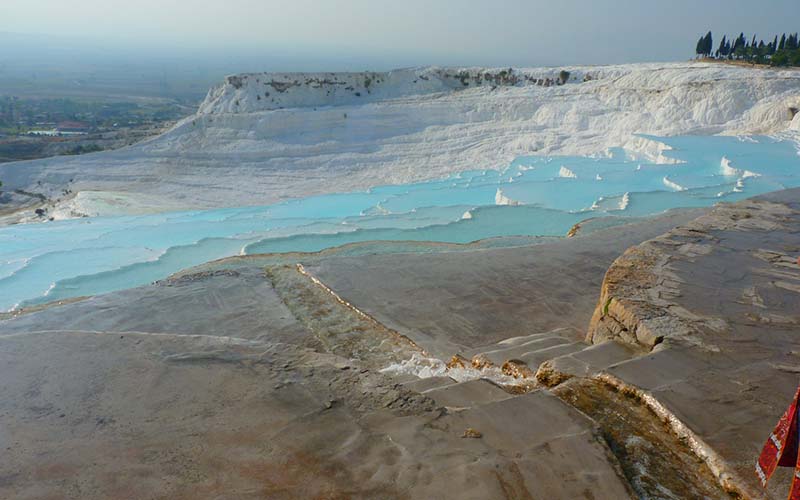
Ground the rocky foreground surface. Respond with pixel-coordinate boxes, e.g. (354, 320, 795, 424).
(1, 190, 798, 499)
(580, 188, 800, 498)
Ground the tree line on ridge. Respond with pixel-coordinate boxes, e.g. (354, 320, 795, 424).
(695, 31, 800, 66)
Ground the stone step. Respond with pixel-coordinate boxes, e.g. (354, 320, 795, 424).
(478, 336, 572, 366)
(515, 342, 588, 372)
(402, 376, 457, 393)
(602, 344, 737, 392)
(495, 327, 572, 347)
(423, 378, 512, 409)
(463, 328, 572, 358)
(536, 340, 640, 385)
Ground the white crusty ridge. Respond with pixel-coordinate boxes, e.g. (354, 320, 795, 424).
(197, 67, 582, 114)
(1, 62, 799, 218)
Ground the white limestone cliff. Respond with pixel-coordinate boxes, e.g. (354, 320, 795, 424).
(1, 62, 799, 218)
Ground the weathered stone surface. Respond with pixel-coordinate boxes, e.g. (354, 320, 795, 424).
(424, 379, 512, 409)
(588, 191, 800, 351)
(479, 334, 572, 365)
(3, 192, 797, 498)
(0, 249, 636, 498)
(402, 375, 457, 393)
(308, 208, 706, 358)
(553, 378, 731, 499)
(584, 188, 800, 499)
(448, 391, 635, 499)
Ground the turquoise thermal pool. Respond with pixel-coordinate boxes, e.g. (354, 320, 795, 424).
(1, 134, 798, 311)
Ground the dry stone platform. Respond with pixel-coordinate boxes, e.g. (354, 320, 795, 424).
(2, 191, 798, 498)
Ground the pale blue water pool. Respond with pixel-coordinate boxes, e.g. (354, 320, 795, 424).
(1, 134, 798, 311)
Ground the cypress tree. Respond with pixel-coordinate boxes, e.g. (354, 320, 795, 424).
(757, 40, 766, 62)
(732, 33, 746, 59)
(696, 31, 713, 57)
(691, 30, 800, 67)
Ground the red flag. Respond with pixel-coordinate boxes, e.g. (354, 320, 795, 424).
(757, 386, 800, 493)
(790, 447, 800, 500)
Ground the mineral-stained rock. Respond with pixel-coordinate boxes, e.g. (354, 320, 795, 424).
(447, 353, 471, 369)
(587, 192, 800, 351)
(501, 359, 535, 379)
(552, 377, 730, 499)
(462, 427, 483, 438)
(583, 188, 800, 499)
(471, 353, 493, 369)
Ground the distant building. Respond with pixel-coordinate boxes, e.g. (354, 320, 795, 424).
(27, 129, 59, 136)
(56, 121, 90, 134)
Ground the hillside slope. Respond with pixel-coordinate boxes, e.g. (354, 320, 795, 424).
(1, 62, 799, 218)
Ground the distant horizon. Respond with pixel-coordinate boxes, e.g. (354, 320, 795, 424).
(0, 30, 690, 71)
(3, 0, 799, 69)
(2, 17, 798, 104)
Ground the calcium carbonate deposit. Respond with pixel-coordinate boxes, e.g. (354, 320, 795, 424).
(1, 62, 799, 217)
(0, 133, 798, 311)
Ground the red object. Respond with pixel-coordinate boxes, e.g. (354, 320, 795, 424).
(757, 386, 800, 498)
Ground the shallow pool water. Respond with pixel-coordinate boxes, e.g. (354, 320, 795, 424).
(1, 134, 798, 311)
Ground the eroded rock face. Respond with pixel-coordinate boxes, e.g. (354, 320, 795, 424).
(583, 188, 800, 499)
(201, 67, 587, 114)
(587, 191, 800, 350)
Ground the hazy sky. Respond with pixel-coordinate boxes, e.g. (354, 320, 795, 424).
(2, 0, 799, 67)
